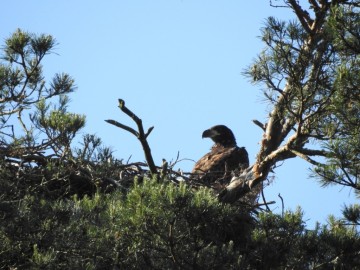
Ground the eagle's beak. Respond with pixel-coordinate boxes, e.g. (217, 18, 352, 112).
(202, 129, 218, 138)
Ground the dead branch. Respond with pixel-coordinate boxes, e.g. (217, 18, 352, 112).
(105, 119, 138, 137)
(252, 119, 266, 131)
(289, 149, 324, 166)
(278, 193, 285, 216)
(105, 99, 158, 176)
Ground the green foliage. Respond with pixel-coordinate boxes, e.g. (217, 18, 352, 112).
(0, 178, 248, 269)
(0, 29, 118, 201)
(313, 17, 360, 194)
(250, 210, 360, 269)
(342, 204, 360, 225)
(113, 179, 253, 269)
(33, 95, 86, 157)
(1, 178, 359, 269)
(0, 176, 114, 269)
(0, 29, 80, 156)
(327, 5, 360, 55)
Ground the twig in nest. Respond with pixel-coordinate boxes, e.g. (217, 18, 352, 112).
(278, 193, 285, 217)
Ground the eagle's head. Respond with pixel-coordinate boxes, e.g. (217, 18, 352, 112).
(202, 125, 237, 147)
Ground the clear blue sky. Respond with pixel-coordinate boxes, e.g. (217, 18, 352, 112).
(2, 0, 356, 227)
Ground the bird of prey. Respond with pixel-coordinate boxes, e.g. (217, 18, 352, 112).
(192, 125, 249, 185)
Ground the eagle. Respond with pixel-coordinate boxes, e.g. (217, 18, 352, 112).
(191, 125, 249, 185)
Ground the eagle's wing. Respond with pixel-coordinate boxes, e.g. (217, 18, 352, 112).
(192, 146, 249, 183)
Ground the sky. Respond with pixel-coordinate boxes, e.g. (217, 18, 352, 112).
(2, 0, 357, 228)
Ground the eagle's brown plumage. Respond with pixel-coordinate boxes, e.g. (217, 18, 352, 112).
(192, 125, 249, 185)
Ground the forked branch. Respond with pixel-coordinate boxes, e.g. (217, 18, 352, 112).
(105, 99, 157, 176)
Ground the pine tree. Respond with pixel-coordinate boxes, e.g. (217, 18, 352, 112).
(220, 0, 360, 211)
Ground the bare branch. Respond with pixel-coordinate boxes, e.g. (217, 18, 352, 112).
(145, 126, 154, 139)
(288, 0, 314, 33)
(252, 119, 266, 131)
(308, 0, 320, 12)
(269, 0, 288, 8)
(106, 99, 158, 176)
(278, 193, 285, 216)
(298, 148, 329, 157)
(105, 119, 138, 137)
(289, 149, 323, 166)
(260, 186, 271, 211)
